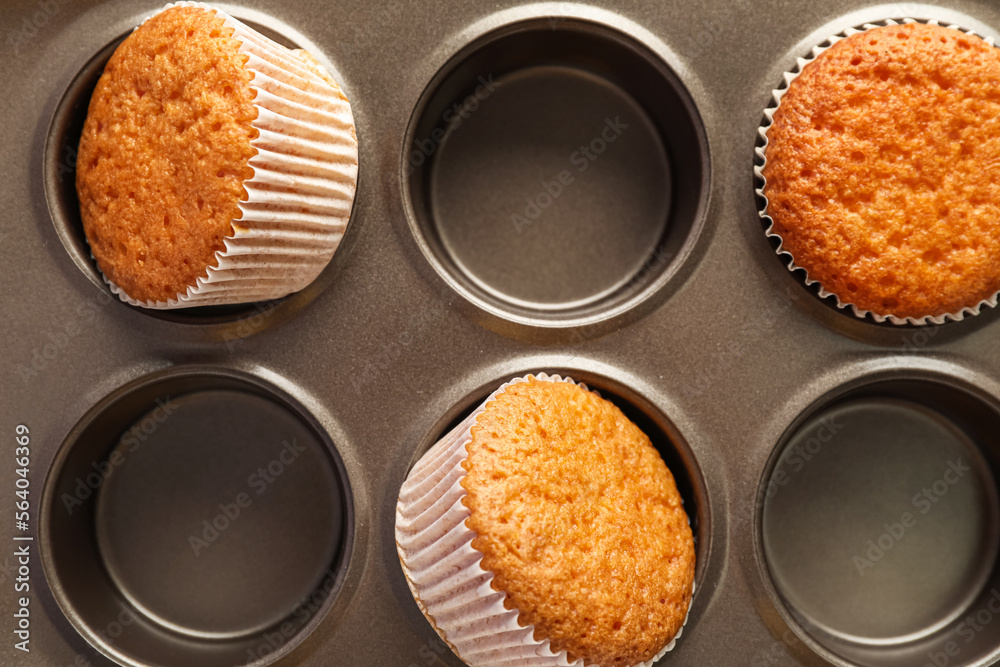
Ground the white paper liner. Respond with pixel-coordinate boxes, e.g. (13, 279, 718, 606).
(396, 373, 694, 667)
(104, 2, 358, 309)
(754, 18, 999, 326)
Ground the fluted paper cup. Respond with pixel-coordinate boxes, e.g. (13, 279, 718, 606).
(755, 18, 999, 326)
(106, 2, 358, 309)
(395, 373, 693, 667)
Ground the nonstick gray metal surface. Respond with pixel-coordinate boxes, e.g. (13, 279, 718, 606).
(4, 0, 1000, 666)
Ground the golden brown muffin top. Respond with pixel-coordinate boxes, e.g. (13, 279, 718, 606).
(77, 5, 257, 303)
(762, 22, 1000, 319)
(462, 379, 695, 666)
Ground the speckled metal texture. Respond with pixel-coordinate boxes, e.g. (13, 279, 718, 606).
(3, 0, 1000, 666)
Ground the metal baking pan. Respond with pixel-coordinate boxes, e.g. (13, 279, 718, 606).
(3, 0, 1000, 665)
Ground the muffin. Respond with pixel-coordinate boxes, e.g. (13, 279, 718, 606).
(758, 20, 1000, 324)
(76, 2, 358, 308)
(396, 374, 695, 667)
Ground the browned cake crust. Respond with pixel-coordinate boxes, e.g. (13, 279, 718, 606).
(762, 22, 1000, 319)
(462, 380, 695, 666)
(76, 6, 257, 303)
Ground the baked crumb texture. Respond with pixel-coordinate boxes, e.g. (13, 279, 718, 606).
(396, 375, 695, 667)
(464, 380, 694, 666)
(77, 6, 254, 303)
(761, 22, 1000, 321)
(77, 3, 358, 307)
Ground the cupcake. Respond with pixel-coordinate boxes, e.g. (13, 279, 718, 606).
(758, 20, 1000, 324)
(76, 2, 358, 308)
(396, 374, 695, 667)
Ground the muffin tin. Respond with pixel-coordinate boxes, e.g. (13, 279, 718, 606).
(4, 0, 1000, 665)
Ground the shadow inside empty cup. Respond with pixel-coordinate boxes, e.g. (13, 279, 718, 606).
(405, 18, 708, 325)
(760, 377, 1000, 667)
(41, 368, 352, 667)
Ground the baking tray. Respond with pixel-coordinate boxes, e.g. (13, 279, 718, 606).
(3, 0, 1000, 665)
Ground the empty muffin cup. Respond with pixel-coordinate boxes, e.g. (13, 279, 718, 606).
(759, 374, 1000, 667)
(40, 368, 352, 667)
(404, 13, 708, 327)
